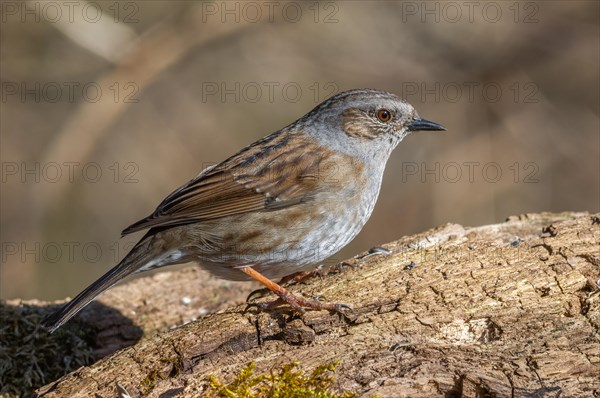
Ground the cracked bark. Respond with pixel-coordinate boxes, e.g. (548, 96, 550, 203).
(34, 212, 600, 397)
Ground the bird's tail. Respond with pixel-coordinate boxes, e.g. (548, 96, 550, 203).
(41, 233, 163, 333)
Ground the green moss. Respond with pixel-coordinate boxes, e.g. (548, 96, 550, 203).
(205, 361, 357, 398)
(0, 302, 97, 397)
(139, 355, 185, 395)
(139, 368, 161, 395)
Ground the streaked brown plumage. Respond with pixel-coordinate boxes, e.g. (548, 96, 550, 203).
(42, 88, 445, 332)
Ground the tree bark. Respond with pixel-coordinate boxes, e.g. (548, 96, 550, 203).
(35, 212, 600, 397)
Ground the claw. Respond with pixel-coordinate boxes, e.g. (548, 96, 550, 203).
(357, 246, 391, 260)
(334, 303, 353, 312)
(246, 287, 271, 303)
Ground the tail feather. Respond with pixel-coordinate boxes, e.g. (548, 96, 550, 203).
(41, 235, 156, 333)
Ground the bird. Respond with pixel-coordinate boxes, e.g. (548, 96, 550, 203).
(42, 88, 445, 332)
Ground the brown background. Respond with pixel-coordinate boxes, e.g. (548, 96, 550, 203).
(1, 1, 598, 301)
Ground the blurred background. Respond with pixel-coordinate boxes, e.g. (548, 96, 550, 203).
(1, 1, 598, 301)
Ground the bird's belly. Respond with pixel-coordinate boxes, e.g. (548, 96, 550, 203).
(191, 191, 376, 281)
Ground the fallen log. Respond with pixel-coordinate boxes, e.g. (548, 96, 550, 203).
(22, 212, 600, 397)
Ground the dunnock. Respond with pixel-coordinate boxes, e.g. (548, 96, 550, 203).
(42, 88, 445, 332)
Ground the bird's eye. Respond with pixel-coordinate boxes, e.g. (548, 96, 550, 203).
(377, 109, 392, 123)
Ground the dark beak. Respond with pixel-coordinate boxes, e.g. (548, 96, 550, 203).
(407, 117, 446, 132)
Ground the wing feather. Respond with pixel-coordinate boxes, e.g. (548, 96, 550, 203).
(122, 132, 327, 235)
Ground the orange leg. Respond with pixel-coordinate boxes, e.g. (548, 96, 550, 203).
(246, 267, 328, 302)
(279, 267, 327, 285)
(240, 267, 350, 313)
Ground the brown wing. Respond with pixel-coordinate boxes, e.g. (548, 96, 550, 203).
(122, 131, 329, 236)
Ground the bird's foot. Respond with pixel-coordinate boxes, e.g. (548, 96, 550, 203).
(246, 267, 326, 302)
(241, 266, 351, 314)
(249, 292, 351, 314)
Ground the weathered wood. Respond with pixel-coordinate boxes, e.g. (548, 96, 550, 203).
(35, 212, 600, 397)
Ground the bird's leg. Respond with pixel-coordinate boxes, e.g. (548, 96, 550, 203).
(279, 270, 311, 285)
(245, 268, 324, 302)
(282, 265, 329, 285)
(241, 266, 350, 313)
